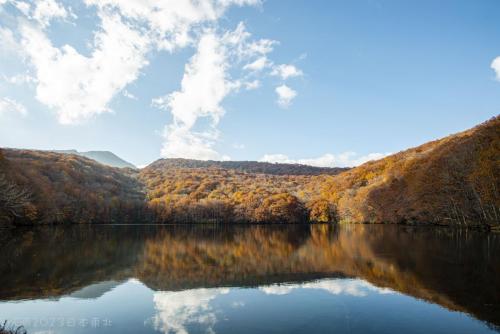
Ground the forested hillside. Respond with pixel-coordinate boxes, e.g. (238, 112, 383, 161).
(317, 116, 499, 226)
(139, 166, 318, 223)
(0, 116, 498, 227)
(139, 116, 499, 226)
(0, 149, 145, 224)
(148, 158, 348, 175)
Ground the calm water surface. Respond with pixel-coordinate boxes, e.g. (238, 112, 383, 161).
(0, 224, 498, 334)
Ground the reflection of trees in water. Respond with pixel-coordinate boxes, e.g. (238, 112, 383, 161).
(0, 225, 151, 300)
(0, 225, 498, 329)
(135, 225, 319, 291)
(365, 226, 500, 329)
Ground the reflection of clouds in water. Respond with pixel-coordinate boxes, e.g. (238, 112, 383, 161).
(152, 288, 229, 334)
(259, 285, 295, 295)
(260, 279, 394, 297)
(150, 279, 393, 333)
(231, 301, 245, 308)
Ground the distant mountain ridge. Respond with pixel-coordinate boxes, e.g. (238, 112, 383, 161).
(54, 150, 135, 169)
(147, 158, 349, 176)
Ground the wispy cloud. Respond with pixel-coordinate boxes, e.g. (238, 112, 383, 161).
(243, 56, 270, 71)
(271, 64, 303, 80)
(2, 73, 36, 85)
(260, 152, 391, 168)
(122, 89, 137, 100)
(0, 97, 27, 116)
(0, 26, 20, 55)
(232, 143, 245, 149)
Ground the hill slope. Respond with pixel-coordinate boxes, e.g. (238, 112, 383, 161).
(147, 158, 348, 175)
(140, 116, 499, 226)
(54, 150, 135, 168)
(0, 116, 498, 226)
(318, 116, 499, 226)
(0, 149, 145, 224)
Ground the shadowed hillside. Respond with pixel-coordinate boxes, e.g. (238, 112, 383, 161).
(317, 116, 499, 226)
(147, 158, 348, 175)
(0, 116, 498, 226)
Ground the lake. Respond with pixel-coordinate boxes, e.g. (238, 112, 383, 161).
(0, 224, 498, 334)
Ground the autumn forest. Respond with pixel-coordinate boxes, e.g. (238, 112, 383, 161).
(1, 116, 498, 228)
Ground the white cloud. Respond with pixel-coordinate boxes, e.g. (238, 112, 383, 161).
(0, 97, 27, 116)
(492, 56, 500, 81)
(151, 288, 230, 334)
(2, 73, 36, 85)
(14, 1, 31, 16)
(32, 0, 71, 27)
(247, 38, 276, 55)
(275, 84, 297, 108)
(0, 27, 20, 55)
(243, 56, 269, 71)
(122, 89, 137, 100)
(232, 143, 245, 149)
(5, 0, 72, 26)
(154, 23, 279, 160)
(260, 278, 394, 297)
(20, 12, 150, 124)
(85, 0, 261, 52)
(271, 64, 302, 80)
(244, 79, 260, 90)
(3, 0, 305, 161)
(154, 32, 234, 160)
(161, 126, 230, 161)
(9, 0, 264, 126)
(260, 152, 390, 168)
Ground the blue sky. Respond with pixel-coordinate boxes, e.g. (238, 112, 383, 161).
(0, 0, 499, 167)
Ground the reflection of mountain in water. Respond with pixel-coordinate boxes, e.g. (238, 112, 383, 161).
(69, 280, 121, 299)
(0, 225, 498, 329)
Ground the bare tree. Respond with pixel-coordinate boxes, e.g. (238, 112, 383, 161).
(0, 173, 33, 224)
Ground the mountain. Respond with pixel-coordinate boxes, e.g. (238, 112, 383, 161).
(147, 158, 349, 176)
(53, 150, 135, 169)
(0, 116, 498, 227)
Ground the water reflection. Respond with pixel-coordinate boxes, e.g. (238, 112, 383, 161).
(259, 278, 393, 297)
(0, 224, 498, 333)
(151, 287, 230, 334)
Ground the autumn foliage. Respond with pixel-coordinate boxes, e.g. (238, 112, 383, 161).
(0, 116, 498, 226)
(318, 116, 499, 226)
(0, 149, 145, 224)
